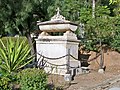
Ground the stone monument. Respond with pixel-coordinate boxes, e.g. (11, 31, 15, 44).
(36, 8, 82, 75)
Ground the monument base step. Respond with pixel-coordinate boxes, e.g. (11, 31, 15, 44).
(44, 67, 82, 75)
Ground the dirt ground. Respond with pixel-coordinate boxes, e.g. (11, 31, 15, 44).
(48, 51, 120, 90)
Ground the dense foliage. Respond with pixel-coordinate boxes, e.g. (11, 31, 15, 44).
(0, 0, 120, 52)
(0, 68, 48, 90)
(47, 0, 120, 52)
(17, 68, 48, 90)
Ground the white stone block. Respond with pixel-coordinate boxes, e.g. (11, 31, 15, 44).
(35, 35, 80, 75)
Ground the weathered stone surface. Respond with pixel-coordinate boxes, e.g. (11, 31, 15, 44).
(38, 23, 78, 32)
(36, 34, 80, 75)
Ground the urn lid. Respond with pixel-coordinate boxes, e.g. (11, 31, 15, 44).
(37, 8, 78, 32)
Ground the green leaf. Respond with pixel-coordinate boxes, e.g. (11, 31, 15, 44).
(0, 38, 34, 73)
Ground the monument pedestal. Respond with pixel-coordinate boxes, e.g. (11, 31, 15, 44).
(36, 31, 81, 75)
(36, 8, 82, 76)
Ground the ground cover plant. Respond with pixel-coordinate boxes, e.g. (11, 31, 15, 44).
(17, 68, 48, 90)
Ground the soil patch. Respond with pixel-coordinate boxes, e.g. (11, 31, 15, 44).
(48, 51, 120, 90)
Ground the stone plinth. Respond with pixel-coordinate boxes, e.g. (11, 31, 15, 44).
(36, 31, 81, 75)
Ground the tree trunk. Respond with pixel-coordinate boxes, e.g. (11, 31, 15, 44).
(26, 33, 36, 64)
(92, 0, 95, 18)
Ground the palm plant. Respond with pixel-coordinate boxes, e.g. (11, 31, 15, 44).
(0, 38, 34, 74)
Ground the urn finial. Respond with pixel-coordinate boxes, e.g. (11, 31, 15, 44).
(51, 7, 65, 21)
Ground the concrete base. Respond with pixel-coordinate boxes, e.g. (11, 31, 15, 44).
(81, 67, 90, 74)
(44, 66, 82, 75)
(64, 73, 72, 81)
(44, 67, 67, 75)
(98, 69, 104, 73)
(76, 68, 83, 74)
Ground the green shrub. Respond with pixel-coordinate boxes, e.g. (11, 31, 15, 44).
(0, 71, 20, 90)
(0, 76, 11, 90)
(17, 68, 48, 90)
